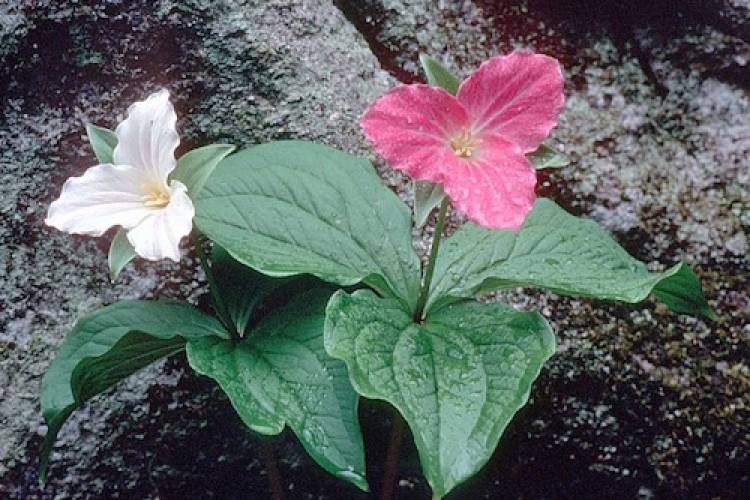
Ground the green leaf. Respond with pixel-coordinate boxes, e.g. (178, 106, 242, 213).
(171, 144, 236, 197)
(85, 124, 117, 164)
(40, 300, 229, 481)
(419, 54, 460, 95)
(209, 244, 290, 336)
(426, 198, 715, 319)
(528, 143, 570, 169)
(187, 289, 368, 491)
(653, 263, 718, 320)
(414, 180, 446, 228)
(195, 140, 421, 311)
(108, 228, 136, 281)
(325, 290, 555, 499)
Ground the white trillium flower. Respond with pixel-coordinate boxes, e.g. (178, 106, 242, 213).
(46, 89, 195, 262)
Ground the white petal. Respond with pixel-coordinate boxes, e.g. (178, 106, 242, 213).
(45, 164, 156, 236)
(113, 89, 179, 186)
(126, 181, 194, 261)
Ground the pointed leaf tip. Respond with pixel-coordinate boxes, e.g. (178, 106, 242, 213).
(419, 54, 460, 95)
(85, 123, 118, 164)
(108, 228, 136, 281)
(171, 143, 236, 197)
(528, 143, 570, 169)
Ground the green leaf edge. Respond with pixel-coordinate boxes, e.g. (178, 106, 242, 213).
(39, 300, 229, 482)
(425, 199, 716, 321)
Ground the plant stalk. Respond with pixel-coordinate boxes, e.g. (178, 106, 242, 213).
(261, 438, 287, 500)
(379, 413, 406, 500)
(413, 197, 450, 321)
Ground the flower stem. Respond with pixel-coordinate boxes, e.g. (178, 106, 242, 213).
(379, 412, 405, 500)
(413, 197, 449, 321)
(260, 438, 287, 500)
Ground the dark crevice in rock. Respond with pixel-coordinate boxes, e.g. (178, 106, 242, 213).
(332, 0, 419, 83)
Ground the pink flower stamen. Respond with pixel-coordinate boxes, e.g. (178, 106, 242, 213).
(450, 128, 478, 159)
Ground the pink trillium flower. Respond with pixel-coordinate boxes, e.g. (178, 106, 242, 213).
(360, 51, 565, 229)
(45, 90, 194, 261)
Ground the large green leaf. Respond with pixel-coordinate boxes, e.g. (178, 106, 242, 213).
(325, 290, 555, 499)
(425, 198, 715, 319)
(187, 289, 368, 491)
(171, 144, 236, 197)
(40, 300, 229, 480)
(85, 123, 117, 164)
(194, 140, 421, 311)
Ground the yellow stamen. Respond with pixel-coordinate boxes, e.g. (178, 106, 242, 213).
(450, 128, 478, 159)
(142, 185, 170, 207)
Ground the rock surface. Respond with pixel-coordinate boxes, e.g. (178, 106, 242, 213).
(1, 0, 748, 498)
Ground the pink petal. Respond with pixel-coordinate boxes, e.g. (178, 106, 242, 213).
(442, 136, 536, 230)
(457, 52, 565, 152)
(360, 84, 469, 180)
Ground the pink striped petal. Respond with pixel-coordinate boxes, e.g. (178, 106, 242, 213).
(360, 84, 469, 180)
(442, 136, 536, 230)
(457, 52, 564, 152)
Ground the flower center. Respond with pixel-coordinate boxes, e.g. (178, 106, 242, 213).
(142, 184, 171, 208)
(450, 128, 478, 159)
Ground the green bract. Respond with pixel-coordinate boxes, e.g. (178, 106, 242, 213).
(325, 290, 555, 498)
(194, 140, 421, 311)
(187, 288, 367, 491)
(424, 198, 714, 319)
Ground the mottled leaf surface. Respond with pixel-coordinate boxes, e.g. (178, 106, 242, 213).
(426, 198, 714, 319)
(325, 290, 555, 499)
(195, 140, 420, 311)
(187, 289, 368, 491)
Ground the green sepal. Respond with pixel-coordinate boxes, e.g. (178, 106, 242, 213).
(419, 53, 460, 95)
(108, 228, 136, 282)
(171, 144, 236, 197)
(528, 143, 570, 169)
(85, 123, 117, 164)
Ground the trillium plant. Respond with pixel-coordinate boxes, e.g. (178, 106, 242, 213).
(40, 53, 714, 498)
